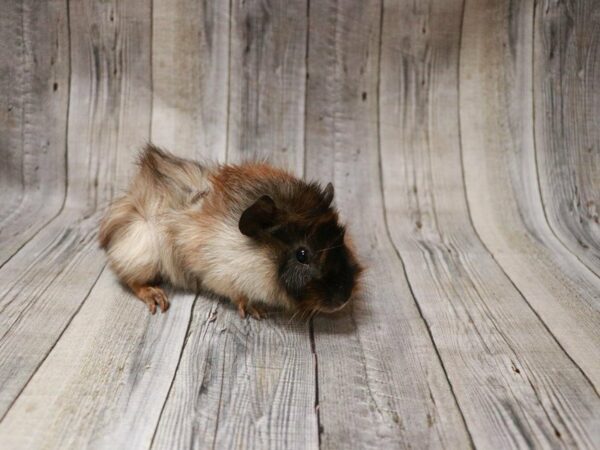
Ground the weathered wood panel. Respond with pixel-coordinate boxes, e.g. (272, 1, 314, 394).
(533, 0, 600, 275)
(0, 0, 152, 426)
(65, 0, 152, 204)
(227, 0, 307, 172)
(460, 0, 600, 393)
(0, 276, 193, 450)
(153, 305, 318, 450)
(151, 0, 229, 158)
(381, 0, 600, 447)
(152, 1, 318, 449)
(305, 1, 471, 448)
(0, 0, 68, 265)
(0, 0, 598, 448)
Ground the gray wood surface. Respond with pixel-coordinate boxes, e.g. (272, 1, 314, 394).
(305, 1, 470, 448)
(533, 0, 600, 275)
(460, 0, 600, 391)
(1, 0, 599, 448)
(0, 0, 67, 265)
(0, 0, 152, 428)
(382, 0, 599, 447)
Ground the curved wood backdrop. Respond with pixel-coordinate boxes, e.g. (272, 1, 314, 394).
(0, 1, 598, 449)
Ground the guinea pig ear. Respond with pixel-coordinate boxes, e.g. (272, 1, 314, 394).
(322, 182, 334, 207)
(239, 195, 279, 238)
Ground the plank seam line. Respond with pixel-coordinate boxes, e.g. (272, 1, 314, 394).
(148, 0, 153, 141)
(529, 1, 600, 280)
(210, 328, 228, 450)
(63, 0, 71, 238)
(305, 0, 321, 447)
(302, 0, 310, 180)
(19, 0, 26, 196)
(376, 0, 474, 447)
(149, 294, 200, 448)
(309, 316, 321, 447)
(456, 1, 600, 398)
(224, 0, 233, 162)
(0, 264, 107, 424)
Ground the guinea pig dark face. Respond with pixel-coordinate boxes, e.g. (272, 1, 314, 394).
(238, 183, 362, 314)
(274, 220, 361, 313)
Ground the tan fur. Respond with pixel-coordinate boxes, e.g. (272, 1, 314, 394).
(99, 145, 296, 313)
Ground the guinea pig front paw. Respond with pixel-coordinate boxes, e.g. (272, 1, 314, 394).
(133, 285, 170, 314)
(235, 295, 267, 320)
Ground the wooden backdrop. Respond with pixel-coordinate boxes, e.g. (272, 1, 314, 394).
(0, 0, 599, 448)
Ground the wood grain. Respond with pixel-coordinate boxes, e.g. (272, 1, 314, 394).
(152, 306, 318, 450)
(0, 0, 152, 424)
(0, 0, 599, 448)
(305, 0, 471, 448)
(460, 0, 600, 394)
(151, 0, 230, 159)
(381, 0, 600, 447)
(227, 0, 307, 172)
(0, 0, 68, 265)
(0, 276, 193, 450)
(533, 0, 600, 275)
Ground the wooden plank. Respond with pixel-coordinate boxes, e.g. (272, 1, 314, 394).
(152, 305, 318, 450)
(152, 2, 318, 448)
(0, 0, 68, 265)
(533, 1, 600, 275)
(380, 0, 600, 447)
(460, 0, 600, 392)
(0, 0, 152, 426)
(0, 275, 193, 450)
(150, 0, 229, 159)
(305, 1, 471, 448)
(227, 0, 307, 172)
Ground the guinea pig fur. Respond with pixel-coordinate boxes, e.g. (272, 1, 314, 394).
(99, 144, 363, 319)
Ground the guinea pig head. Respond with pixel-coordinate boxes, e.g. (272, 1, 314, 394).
(239, 182, 363, 314)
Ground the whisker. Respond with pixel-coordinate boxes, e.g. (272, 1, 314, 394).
(300, 309, 308, 322)
(288, 309, 301, 325)
(302, 308, 312, 322)
(304, 312, 312, 324)
(317, 244, 344, 254)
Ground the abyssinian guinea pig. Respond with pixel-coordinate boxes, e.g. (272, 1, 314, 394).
(99, 144, 363, 319)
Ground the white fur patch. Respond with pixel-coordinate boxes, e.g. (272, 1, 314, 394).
(108, 218, 161, 279)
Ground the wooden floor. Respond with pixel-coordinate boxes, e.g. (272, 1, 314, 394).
(1, 0, 599, 448)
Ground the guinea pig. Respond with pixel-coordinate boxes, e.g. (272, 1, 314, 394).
(99, 144, 363, 319)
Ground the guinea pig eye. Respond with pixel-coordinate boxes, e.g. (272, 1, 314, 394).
(295, 247, 309, 264)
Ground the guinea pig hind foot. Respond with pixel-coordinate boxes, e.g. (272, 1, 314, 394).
(235, 295, 267, 320)
(130, 283, 170, 314)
